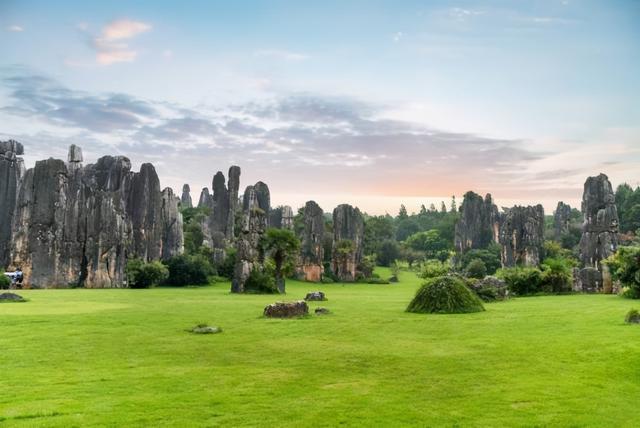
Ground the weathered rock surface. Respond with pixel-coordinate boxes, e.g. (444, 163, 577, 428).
(304, 291, 326, 301)
(0, 292, 25, 302)
(470, 276, 509, 301)
(315, 307, 330, 315)
(331, 204, 364, 281)
(553, 201, 572, 241)
(207, 166, 241, 246)
(263, 300, 308, 318)
(269, 205, 294, 230)
(190, 325, 222, 334)
(181, 184, 193, 208)
(455, 192, 500, 252)
(298, 201, 325, 282)
(498, 205, 545, 267)
(231, 182, 270, 293)
(197, 187, 213, 209)
(0, 140, 25, 267)
(576, 174, 619, 292)
(7, 144, 183, 288)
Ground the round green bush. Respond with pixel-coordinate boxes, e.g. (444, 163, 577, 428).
(407, 275, 485, 314)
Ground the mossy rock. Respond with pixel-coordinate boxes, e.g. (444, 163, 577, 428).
(407, 275, 485, 314)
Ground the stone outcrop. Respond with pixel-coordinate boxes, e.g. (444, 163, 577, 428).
(331, 204, 364, 281)
(6, 144, 183, 288)
(231, 182, 270, 293)
(197, 187, 213, 209)
(0, 140, 25, 268)
(455, 191, 500, 252)
(269, 205, 294, 230)
(263, 300, 308, 318)
(498, 205, 545, 267)
(553, 201, 572, 241)
(208, 166, 241, 246)
(181, 184, 193, 208)
(304, 291, 326, 301)
(576, 174, 619, 292)
(298, 201, 325, 282)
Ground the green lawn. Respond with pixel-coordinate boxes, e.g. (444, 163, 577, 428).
(1, 268, 639, 427)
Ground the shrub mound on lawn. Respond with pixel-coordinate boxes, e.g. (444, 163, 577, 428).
(625, 308, 640, 324)
(407, 275, 485, 314)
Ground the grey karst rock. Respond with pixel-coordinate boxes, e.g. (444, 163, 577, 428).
(263, 300, 309, 318)
(181, 184, 193, 208)
(0, 140, 25, 267)
(190, 325, 222, 334)
(226, 166, 241, 240)
(498, 205, 545, 267)
(315, 307, 330, 315)
(268, 205, 294, 230)
(298, 201, 325, 282)
(7, 144, 184, 288)
(553, 201, 572, 241)
(207, 166, 241, 246)
(304, 291, 326, 301)
(197, 187, 213, 209)
(127, 163, 164, 261)
(281, 205, 294, 230)
(455, 192, 500, 252)
(67, 144, 83, 173)
(331, 204, 365, 282)
(231, 182, 270, 293)
(577, 174, 619, 292)
(161, 187, 184, 259)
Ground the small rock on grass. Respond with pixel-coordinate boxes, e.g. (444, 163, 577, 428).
(0, 292, 26, 302)
(191, 325, 222, 334)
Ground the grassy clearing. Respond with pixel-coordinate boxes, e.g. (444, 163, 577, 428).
(1, 268, 639, 427)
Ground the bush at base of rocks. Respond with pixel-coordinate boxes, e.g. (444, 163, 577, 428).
(264, 301, 309, 318)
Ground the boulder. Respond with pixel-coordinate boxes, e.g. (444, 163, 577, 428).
(304, 291, 326, 301)
(315, 307, 330, 315)
(0, 140, 25, 267)
(190, 325, 222, 334)
(263, 301, 309, 318)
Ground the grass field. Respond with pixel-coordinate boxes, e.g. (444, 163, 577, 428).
(1, 268, 639, 427)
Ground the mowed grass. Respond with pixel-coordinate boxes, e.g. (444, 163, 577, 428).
(1, 268, 639, 427)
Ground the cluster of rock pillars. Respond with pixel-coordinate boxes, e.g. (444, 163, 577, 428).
(1, 140, 619, 292)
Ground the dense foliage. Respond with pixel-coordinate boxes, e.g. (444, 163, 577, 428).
(458, 244, 502, 275)
(164, 254, 215, 286)
(243, 268, 277, 294)
(0, 274, 11, 289)
(407, 275, 485, 314)
(605, 246, 640, 298)
(615, 184, 640, 234)
(497, 267, 543, 296)
(126, 259, 169, 289)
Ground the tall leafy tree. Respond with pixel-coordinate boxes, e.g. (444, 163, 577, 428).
(262, 228, 300, 293)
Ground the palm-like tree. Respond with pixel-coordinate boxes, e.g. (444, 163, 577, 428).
(262, 228, 301, 293)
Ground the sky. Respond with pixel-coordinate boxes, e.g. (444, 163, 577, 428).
(1, 0, 639, 215)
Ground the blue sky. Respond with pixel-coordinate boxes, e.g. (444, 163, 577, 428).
(1, 0, 639, 214)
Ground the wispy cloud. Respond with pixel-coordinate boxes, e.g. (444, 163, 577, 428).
(254, 49, 309, 61)
(91, 19, 152, 65)
(6, 25, 24, 32)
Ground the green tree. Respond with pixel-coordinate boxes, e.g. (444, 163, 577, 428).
(406, 230, 449, 261)
(540, 257, 573, 293)
(363, 215, 395, 256)
(377, 240, 400, 267)
(262, 228, 301, 293)
(459, 244, 502, 275)
(164, 254, 214, 286)
(605, 246, 640, 298)
(398, 204, 408, 220)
